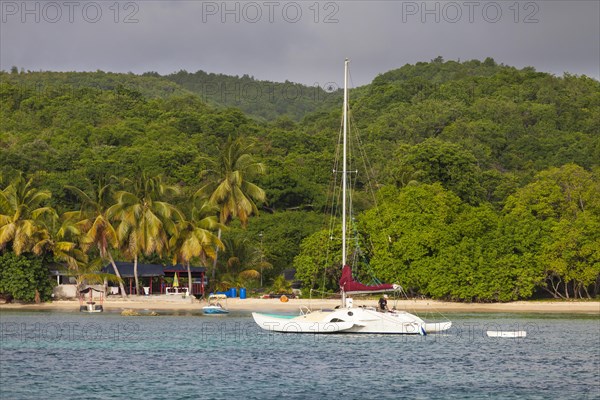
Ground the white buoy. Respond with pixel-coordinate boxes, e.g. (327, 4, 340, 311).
(486, 330, 527, 338)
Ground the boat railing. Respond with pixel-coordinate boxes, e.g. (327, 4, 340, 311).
(299, 306, 312, 315)
(165, 286, 189, 295)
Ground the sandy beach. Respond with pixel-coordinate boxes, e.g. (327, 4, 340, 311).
(1, 296, 598, 315)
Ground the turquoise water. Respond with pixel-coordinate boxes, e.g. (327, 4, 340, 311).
(1, 311, 598, 400)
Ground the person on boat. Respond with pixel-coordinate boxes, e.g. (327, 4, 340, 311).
(378, 294, 390, 312)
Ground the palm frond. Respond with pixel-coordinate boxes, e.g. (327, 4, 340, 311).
(239, 269, 261, 280)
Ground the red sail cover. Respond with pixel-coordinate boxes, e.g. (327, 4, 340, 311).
(339, 265, 394, 294)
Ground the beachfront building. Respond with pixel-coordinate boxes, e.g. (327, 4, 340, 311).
(103, 262, 207, 297)
(49, 263, 208, 299)
(50, 266, 78, 298)
(50, 266, 104, 299)
(164, 264, 208, 296)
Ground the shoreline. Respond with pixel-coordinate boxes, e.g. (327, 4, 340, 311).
(1, 297, 598, 315)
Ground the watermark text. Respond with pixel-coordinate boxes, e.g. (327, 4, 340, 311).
(201, 1, 339, 23)
(1, 1, 140, 23)
(401, 1, 540, 23)
(1, 321, 140, 342)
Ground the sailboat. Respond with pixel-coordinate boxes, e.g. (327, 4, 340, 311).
(252, 59, 452, 334)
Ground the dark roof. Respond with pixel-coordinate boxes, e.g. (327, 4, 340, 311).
(103, 262, 165, 278)
(80, 286, 104, 294)
(282, 268, 296, 281)
(283, 268, 301, 288)
(48, 262, 67, 276)
(103, 262, 207, 277)
(164, 264, 207, 273)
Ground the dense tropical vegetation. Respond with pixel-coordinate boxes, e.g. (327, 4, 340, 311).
(165, 69, 342, 121)
(1, 58, 598, 302)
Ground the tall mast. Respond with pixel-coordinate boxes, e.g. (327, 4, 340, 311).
(342, 58, 349, 267)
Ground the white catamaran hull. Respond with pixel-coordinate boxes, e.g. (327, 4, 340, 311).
(252, 308, 451, 335)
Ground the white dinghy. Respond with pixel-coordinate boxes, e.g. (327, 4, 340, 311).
(487, 330, 527, 338)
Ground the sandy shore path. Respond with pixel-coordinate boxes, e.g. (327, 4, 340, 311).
(1, 297, 598, 314)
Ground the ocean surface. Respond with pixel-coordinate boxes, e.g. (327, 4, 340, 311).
(0, 310, 598, 400)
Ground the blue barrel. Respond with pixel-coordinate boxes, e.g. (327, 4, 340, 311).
(239, 288, 247, 299)
(229, 288, 237, 298)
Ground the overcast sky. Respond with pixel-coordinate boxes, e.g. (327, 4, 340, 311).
(1, 1, 598, 87)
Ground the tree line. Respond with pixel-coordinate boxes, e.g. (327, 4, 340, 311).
(295, 164, 599, 301)
(0, 138, 266, 301)
(1, 58, 598, 301)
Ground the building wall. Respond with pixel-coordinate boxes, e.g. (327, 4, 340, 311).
(53, 284, 77, 299)
(53, 284, 105, 299)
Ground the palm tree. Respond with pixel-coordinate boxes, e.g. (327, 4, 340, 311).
(270, 274, 292, 294)
(109, 174, 183, 295)
(66, 183, 129, 298)
(0, 176, 103, 302)
(195, 137, 267, 280)
(220, 235, 271, 287)
(170, 201, 224, 297)
(33, 210, 82, 265)
(33, 207, 115, 276)
(63, 253, 122, 293)
(0, 173, 54, 255)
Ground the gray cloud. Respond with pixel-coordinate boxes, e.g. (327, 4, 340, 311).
(1, 1, 598, 86)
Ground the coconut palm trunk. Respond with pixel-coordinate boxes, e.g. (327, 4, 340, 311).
(134, 254, 140, 296)
(212, 228, 222, 281)
(187, 261, 193, 296)
(108, 253, 128, 298)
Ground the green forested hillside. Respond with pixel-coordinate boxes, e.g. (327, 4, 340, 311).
(1, 59, 598, 301)
(353, 58, 599, 200)
(164, 69, 342, 121)
(2, 69, 191, 99)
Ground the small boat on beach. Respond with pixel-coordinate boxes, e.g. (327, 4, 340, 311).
(486, 330, 527, 338)
(203, 294, 229, 315)
(79, 286, 104, 313)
